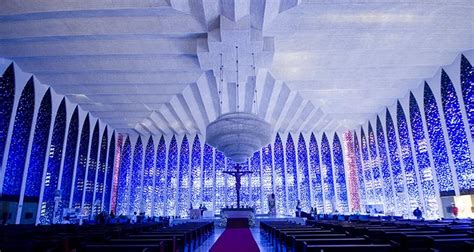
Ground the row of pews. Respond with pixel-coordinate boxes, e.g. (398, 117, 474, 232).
(261, 218, 474, 252)
(0, 221, 213, 252)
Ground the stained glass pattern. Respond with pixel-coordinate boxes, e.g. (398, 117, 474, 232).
(386, 109, 408, 216)
(409, 93, 439, 218)
(343, 131, 360, 212)
(110, 133, 122, 213)
(60, 107, 79, 208)
(297, 134, 311, 212)
(116, 136, 131, 215)
(285, 134, 298, 214)
(202, 144, 214, 211)
(353, 132, 367, 211)
(154, 136, 166, 216)
(24, 89, 51, 199)
(309, 134, 324, 212)
(423, 83, 455, 196)
(441, 70, 473, 194)
(368, 123, 383, 204)
(72, 115, 90, 209)
(3, 78, 35, 198)
(165, 136, 178, 216)
(177, 136, 190, 216)
(40, 99, 67, 224)
(250, 151, 261, 212)
(321, 133, 335, 213)
(214, 150, 226, 214)
(460, 55, 474, 139)
(375, 116, 395, 214)
(142, 136, 154, 216)
(129, 137, 143, 215)
(274, 134, 287, 215)
(333, 133, 349, 212)
(93, 127, 108, 215)
(103, 131, 115, 213)
(83, 121, 99, 216)
(190, 135, 202, 207)
(261, 144, 273, 214)
(360, 128, 374, 204)
(0, 64, 15, 169)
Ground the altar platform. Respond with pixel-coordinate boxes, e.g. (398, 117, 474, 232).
(170, 215, 306, 227)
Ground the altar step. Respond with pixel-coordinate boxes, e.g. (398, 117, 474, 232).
(226, 218, 249, 228)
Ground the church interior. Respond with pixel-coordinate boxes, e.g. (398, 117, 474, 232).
(0, 0, 473, 251)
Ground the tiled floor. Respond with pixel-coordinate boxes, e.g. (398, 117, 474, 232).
(195, 227, 274, 252)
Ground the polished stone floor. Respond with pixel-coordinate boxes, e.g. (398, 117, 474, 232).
(195, 227, 274, 252)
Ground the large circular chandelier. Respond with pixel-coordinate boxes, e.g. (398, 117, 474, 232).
(206, 112, 272, 163)
(206, 48, 272, 163)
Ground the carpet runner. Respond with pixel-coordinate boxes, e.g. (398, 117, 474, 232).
(209, 228, 260, 252)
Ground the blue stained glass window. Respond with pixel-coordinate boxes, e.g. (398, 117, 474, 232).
(423, 83, 455, 196)
(460, 55, 474, 139)
(297, 134, 311, 212)
(321, 133, 335, 213)
(214, 150, 226, 214)
(103, 131, 115, 213)
(154, 136, 166, 216)
(0, 64, 15, 169)
(333, 133, 349, 212)
(190, 135, 202, 207)
(261, 144, 273, 214)
(202, 144, 214, 211)
(409, 93, 439, 218)
(142, 136, 154, 216)
(368, 123, 383, 204)
(309, 134, 324, 212)
(177, 136, 190, 217)
(24, 89, 52, 199)
(129, 136, 143, 215)
(72, 115, 90, 210)
(360, 128, 374, 204)
(375, 116, 395, 214)
(353, 132, 367, 210)
(441, 70, 473, 194)
(386, 109, 408, 216)
(3, 78, 35, 198)
(250, 151, 261, 213)
(397, 101, 423, 212)
(40, 99, 67, 224)
(274, 134, 287, 215)
(83, 121, 99, 216)
(165, 136, 178, 216)
(225, 158, 238, 207)
(285, 134, 298, 214)
(93, 127, 108, 215)
(60, 107, 79, 208)
(116, 136, 131, 215)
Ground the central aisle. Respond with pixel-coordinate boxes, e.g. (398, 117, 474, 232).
(209, 228, 260, 252)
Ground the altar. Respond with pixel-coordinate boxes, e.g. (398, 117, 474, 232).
(220, 207, 255, 218)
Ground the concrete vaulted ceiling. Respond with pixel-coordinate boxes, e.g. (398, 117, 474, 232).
(0, 0, 472, 136)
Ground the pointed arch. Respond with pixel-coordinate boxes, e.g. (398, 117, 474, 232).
(202, 143, 214, 211)
(353, 131, 366, 210)
(285, 133, 298, 214)
(103, 131, 115, 213)
(24, 89, 52, 200)
(116, 136, 131, 215)
(460, 55, 473, 139)
(41, 98, 67, 223)
(142, 136, 155, 216)
(274, 133, 286, 215)
(94, 127, 108, 215)
(321, 133, 335, 213)
(165, 136, 178, 216)
(297, 134, 311, 212)
(261, 143, 273, 214)
(368, 123, 383, 203)
(333, 133, 348, 212)
(214, 150, 226, 213)
(309, 133, 324, 212)
(360, 127, 374, 204)
(376, 116, 395, 214)
(60, 107, 79, 209)
(0, 64, 15, 168)
(3, 78, 35, 198)
(129, 136, 143, 214)
(441, 70, 473, 194)
(190, 135, 202, 207)
(154, 136, 166, 216)
(250, 151, 261, 212)
(177, 135, 190, 216)
(409, 93, 439, 218)
(83, 120, 100, 216)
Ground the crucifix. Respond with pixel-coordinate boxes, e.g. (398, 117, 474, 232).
(223, 164, 253, 208)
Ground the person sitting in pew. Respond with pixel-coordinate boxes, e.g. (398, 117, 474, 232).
(413, 207, 423, 220)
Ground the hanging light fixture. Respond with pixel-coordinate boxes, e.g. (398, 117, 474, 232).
(206, 47, 272, 163)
